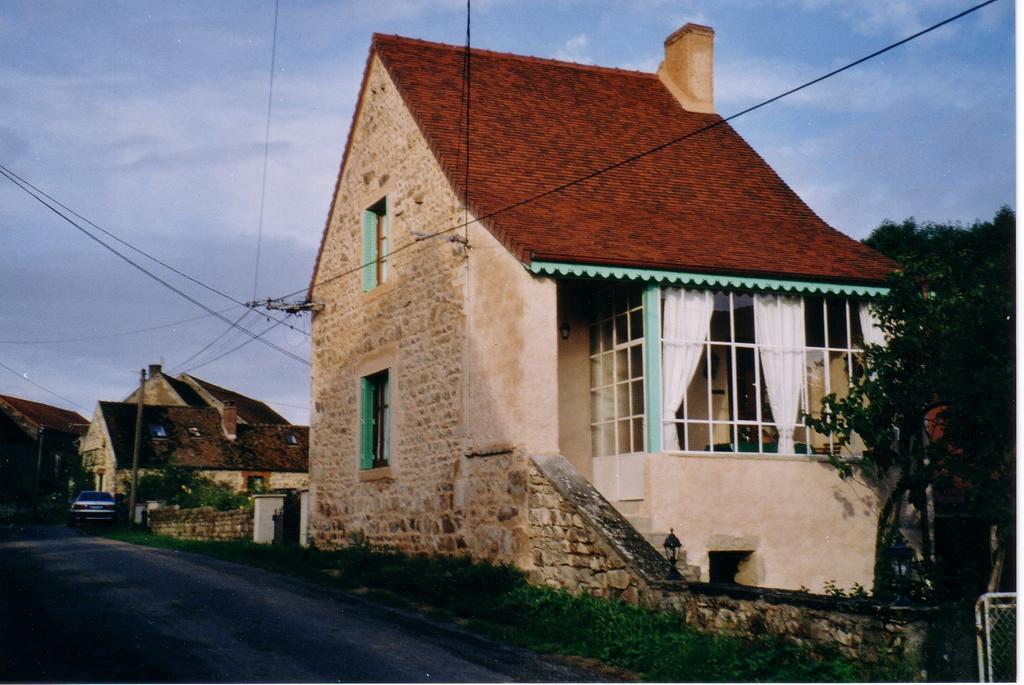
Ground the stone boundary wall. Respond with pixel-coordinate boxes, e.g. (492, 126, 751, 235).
(650, 581, 933, 665)
(528, 455, 934, 670)
(149, 506, 254, 542)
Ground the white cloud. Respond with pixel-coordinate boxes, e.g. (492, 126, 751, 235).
(553, 33, 593, 63)
(794, 0, 968, 39)
(716, 52, 996, 115)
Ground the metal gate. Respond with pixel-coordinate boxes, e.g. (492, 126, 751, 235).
(976, 592, 1016, 682)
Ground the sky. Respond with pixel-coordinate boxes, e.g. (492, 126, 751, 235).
(0, 0, 1014, 425)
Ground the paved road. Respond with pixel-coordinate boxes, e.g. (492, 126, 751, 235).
(0, 525, 595, 683)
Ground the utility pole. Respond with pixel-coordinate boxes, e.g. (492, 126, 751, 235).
(32, 426, 44, 507)
(127, 368, 146, 525)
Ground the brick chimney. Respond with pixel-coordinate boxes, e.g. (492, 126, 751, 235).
(222, 400, 238, 440)
(657, 23, 715, 114)
(148, 363, 162, 378)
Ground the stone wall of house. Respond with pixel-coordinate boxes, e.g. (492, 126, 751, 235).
(307, 54, 553, 566)
(309, 55, 469, 554)
(149, 505, 254, 541)
(456, 448, 532, 563)
(205, 469, 309, 492)
(527, 455, 933, 671)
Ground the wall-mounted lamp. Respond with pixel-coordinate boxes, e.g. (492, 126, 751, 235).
(559, 321, 571, 341)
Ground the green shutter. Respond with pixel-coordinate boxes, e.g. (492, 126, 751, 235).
(361, 210, 378, 291)
(382, 373, 391, 464)
(359, 377, 374, 469)
(380, 197, 390, 283)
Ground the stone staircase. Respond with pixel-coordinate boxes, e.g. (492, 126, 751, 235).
(613, 500, 701, 581)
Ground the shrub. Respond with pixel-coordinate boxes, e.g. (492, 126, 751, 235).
(130, 461, 250, 511)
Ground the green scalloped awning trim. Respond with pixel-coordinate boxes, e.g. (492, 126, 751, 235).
(527, 261, 889, 297)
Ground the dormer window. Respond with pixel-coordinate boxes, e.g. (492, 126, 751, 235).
(285, 432, 298, 446)
(187, 426, 201, 437)
(148, 424, 167, 438)
(362, 197, 389, 291)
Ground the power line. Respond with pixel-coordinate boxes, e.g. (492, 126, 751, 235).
(263, 398, 310, 411)
(252, 0, 281, 301)
(182, 316, 288, 374)
(168, 309, 252, 373)
(0, 166, 310, 367)
(0, 306, 242, 344)
(0, 359, 89, 413)
(0, 162, 309, 337)
(0, 163, 241, 306)
(275, 0, 1000, 303)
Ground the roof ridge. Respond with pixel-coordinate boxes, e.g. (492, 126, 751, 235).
(0, 393, 84, 415)
(372, 33, 659, 80)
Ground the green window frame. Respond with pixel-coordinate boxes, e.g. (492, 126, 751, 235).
(362, 197, 389, 291)
(359, 369, 391, 469)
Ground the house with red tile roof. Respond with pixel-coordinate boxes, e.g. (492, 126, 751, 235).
(307, 25, 897, 594)
(79, 364, 306, 494)
(0, 395, 88, 502)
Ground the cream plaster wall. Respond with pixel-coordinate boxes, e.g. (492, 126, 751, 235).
(464, 219, 559, 456)
(644, 452, 881, 592)
(556, 284, 593, 478)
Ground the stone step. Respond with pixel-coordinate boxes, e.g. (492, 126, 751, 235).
(617, 515, 704, 583)
(647, 532, 701, 577)
(625, 515, 652, 535)
(611, 499, 649, 518)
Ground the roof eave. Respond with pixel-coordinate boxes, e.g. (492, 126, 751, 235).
(527, 258, 893, 297)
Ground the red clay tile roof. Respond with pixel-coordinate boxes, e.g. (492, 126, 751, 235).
(99, 402, 307, 472)
(0, 395, 88, 436)
(182, 375, 290, 426)
(312, 35, 897, 291)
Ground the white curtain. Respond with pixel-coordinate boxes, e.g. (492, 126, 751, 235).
(661, 288, 714, 450)
(859, 302, 886, 347)
(754, 295, 805, 455)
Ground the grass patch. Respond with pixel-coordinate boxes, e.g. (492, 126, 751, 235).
(97, 526, 913, 682)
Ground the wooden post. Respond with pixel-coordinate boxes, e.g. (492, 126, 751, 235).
(33, 426, 44, 506)
(127, 368, 146, 524)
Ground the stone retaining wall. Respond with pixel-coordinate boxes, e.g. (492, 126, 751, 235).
(149, 506, 254, 542)
(528, 454, 691, 602)
(650, 582, 932, 666)
(528, 455, 934, 674)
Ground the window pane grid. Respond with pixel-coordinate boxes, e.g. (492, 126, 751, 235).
(664, 291, 863, 457)
(590, 290, 644, 457)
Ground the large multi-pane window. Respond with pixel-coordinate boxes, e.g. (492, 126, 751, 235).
(589, 289, 645, 457)
(665, 291, 866, 456)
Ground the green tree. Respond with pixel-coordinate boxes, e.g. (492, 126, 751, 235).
(807, 207, 1014, 599)
(129, 460, 251, 511)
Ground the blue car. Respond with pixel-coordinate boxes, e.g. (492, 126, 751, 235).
(67, 491, 117, 526)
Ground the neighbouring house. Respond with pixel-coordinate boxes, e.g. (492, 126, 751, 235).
(122, 364, 292, 426)
(307, 26, 899, 593)
(79, 365, 308, 493)
(0, 395, 88, 502)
